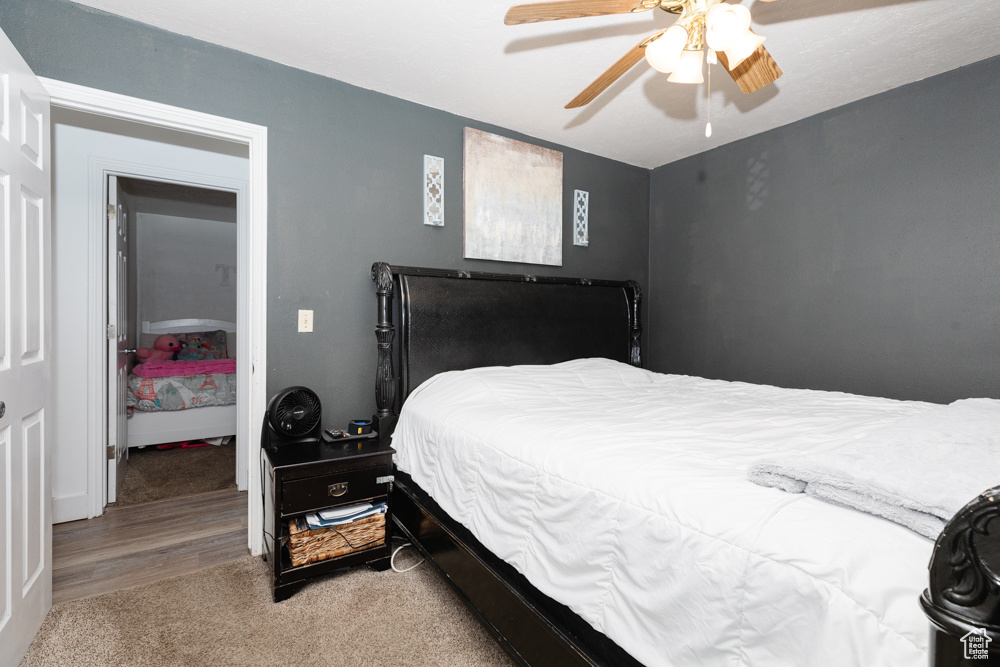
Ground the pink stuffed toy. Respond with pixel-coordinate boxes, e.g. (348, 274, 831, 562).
(136, 334, 182, 362)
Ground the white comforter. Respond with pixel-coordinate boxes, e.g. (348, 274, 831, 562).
(393, 358, 937, 667)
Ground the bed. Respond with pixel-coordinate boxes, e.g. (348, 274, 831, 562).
(370, 262, 999, 667)
(126, 318, 237, 448)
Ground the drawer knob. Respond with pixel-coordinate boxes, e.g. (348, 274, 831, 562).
(328, 482, 348, 497)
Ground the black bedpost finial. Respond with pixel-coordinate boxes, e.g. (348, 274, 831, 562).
(920, 487, 1000, 662)
(372, 261, 394, 295)
(627, 280, 642, 368)
(371, 263, 396, 423)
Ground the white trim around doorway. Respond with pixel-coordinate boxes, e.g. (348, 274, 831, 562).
(41, 78, 268, 557)
(94, 159, 248, 497)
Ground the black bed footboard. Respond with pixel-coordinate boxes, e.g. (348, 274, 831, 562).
(922, 486, 1000, 666)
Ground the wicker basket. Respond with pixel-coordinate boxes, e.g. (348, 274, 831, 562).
(286, 513, 386, 567)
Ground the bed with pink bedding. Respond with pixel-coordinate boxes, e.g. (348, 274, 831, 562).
(126, 319, 237, 448)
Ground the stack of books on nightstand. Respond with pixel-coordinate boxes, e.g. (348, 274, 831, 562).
(304, 501, 387, 530)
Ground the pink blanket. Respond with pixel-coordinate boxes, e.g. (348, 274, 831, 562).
(132, 359, 236, 378)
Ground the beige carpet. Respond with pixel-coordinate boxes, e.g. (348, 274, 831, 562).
(113, 442, 237, 507)
(22, 555, 513, 667)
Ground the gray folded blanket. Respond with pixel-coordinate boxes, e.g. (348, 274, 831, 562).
(747, 398, 1000, 538)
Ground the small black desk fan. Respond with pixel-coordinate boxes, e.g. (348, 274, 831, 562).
(262, 386, 322, 449)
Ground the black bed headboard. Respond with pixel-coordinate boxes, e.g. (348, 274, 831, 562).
(371, 262, 642, 439)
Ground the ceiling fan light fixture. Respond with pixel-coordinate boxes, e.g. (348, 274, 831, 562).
(723, 30, 766, 70)
(645, 25, 688, 73)
(505, 0, 783, 111)
(667, 48, 705, 84)
(705, 3, 751, 52)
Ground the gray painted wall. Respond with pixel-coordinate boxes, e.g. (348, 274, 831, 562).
(12, 0, 992, 413)
(648, 55, 1000, 403)
(136, 213, 238, 326)
(2, 0, 649, 427)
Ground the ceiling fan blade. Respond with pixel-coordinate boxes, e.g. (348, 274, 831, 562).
(505, 0, 652, 25)
(565, 35, 655, 108)
(717, 44, 783, 94)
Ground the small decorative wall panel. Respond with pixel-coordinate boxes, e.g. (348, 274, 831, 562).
(216, 264, 237, 286)
(746, 151, 769, 212)
(463, 128, 562, 266)
(573, 190, 589, 247)
(424, 155, 444, 227)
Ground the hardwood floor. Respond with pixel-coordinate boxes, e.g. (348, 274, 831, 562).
(52, 488, 249, 605)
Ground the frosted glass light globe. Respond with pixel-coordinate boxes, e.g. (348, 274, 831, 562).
(668, 49, 705, 84)
(724, 31, 766, 69)
(705, 3, 751, 52)
(645, 25, 688, 73)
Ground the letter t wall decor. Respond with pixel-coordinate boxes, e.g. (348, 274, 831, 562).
(462, 127, 563, 266)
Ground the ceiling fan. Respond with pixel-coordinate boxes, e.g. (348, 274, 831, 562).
(505, 0, 783, 110)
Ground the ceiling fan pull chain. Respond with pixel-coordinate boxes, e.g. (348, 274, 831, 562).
(705, 49, 715, 138)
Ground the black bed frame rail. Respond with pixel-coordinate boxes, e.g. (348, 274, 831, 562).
(392, 470, 643, 667)
(370, 261, 998, 667)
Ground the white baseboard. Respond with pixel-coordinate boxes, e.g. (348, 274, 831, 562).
(52, 494, 92, 524)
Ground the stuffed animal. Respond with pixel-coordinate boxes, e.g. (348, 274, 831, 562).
(175, 335, 205, 361)
(136, 334, 182, 362)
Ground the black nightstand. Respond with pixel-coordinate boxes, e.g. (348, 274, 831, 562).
(261, 432, 394, 602)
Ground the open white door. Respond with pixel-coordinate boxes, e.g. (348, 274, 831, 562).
(0, 27, 53, 667)
(106, 175, 128, 504)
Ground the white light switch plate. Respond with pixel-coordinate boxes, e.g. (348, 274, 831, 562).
(298, 309, 314, 333)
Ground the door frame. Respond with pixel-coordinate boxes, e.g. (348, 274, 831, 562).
(42, 78, 268, 556)
(96, 162, 249, 500)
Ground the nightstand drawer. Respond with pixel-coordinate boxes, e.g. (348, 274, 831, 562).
(281, 466, 387, 515)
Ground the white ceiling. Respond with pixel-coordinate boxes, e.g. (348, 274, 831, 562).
(69, 0, 1000, 169)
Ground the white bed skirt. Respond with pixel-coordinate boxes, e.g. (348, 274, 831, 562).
(127, 404, 237, 448)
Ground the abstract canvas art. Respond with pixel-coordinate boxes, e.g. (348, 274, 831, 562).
(463, 128, 563, 266)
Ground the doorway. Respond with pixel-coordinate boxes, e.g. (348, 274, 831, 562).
(44, 78, 268, 557)
(109, 176, 240, 507)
